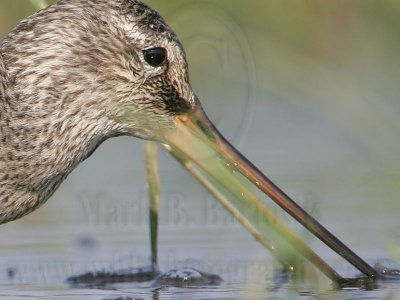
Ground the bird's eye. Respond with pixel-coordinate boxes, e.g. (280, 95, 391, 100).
(143, 47, 167, 67)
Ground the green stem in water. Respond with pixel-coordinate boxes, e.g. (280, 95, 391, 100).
(163, 119, 344, 282)
(145, 141, 160, 268)
(168, 147, 295, 272)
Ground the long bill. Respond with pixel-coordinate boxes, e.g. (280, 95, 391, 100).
(162, 104, 379, 281)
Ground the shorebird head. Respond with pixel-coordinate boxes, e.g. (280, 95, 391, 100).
(0, 0, 204, 222)
(2, 0, 196, 143)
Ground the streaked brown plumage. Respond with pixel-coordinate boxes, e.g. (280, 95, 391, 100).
(0, 0, 196, 223)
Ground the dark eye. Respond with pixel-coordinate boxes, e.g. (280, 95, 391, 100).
(143, 47, 167, 67)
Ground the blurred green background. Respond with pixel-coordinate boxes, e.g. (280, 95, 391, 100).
(1, 0, 400, 297)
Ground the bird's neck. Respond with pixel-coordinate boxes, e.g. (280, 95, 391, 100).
(0, 44, 124, 224)
(0, 107, 117, 224)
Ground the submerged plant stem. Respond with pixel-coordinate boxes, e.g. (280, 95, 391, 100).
(164, 119, 344, 282)
(145, 141, 160, 268)
(168, 147, 295, 272)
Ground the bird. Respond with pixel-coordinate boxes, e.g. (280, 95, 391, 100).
(0, 0, 194, 222)
(0, 0, 379, 284)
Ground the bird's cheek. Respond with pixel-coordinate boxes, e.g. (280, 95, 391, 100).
(162, 90, 191, 115)
(150, 78, 190, 116)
